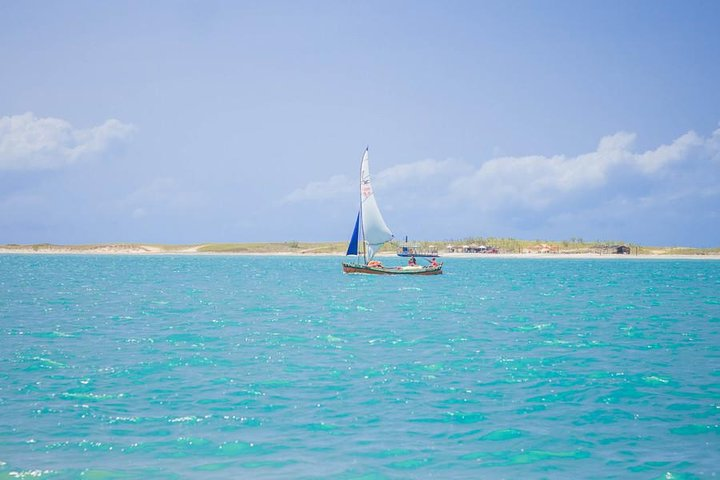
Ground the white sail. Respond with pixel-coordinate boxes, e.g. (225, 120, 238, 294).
(360, 149, 393, 259)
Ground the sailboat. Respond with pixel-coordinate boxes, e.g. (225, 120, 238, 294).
(342, 148, 443, 275)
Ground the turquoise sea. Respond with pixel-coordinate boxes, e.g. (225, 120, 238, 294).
(0, 255, 718, 479)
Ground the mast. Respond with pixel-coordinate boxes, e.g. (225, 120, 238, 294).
(360, 147, 368, 264)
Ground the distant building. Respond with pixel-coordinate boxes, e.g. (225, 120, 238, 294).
(595, 244, 632, 255)
(445, 244, 497, 253)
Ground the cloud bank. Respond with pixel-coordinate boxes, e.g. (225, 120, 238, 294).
(0, 112, 135, 170)
(449, 129, 716, 212)
(286, 127, 720, 244)
(290, 128, 719, 210)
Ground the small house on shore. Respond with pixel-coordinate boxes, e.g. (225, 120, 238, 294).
(445, 244, 498, 253)
(595, 244, 632, 254)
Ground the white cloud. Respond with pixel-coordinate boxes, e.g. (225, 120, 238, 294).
(636, 131, 703, 173)
(284, 158, 469, 204)
(707, 127, 720, 160)
(597, 131, 636, 152)
(449, 128, 717, 211)
(283, 128, 719, 244)
(0, 112, 135, 170)
(283, 174, 353, 203)
(374, 158, 468, 188)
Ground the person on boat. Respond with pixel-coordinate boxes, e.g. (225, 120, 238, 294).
(430, 257, 438, 267)
(408, 256, 417, 266)
(367, 260, 383, 268)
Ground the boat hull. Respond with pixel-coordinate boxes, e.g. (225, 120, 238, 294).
(342, 262, 443, 275)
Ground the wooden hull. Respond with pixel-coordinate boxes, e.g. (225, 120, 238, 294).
(342, 262, 443, 275)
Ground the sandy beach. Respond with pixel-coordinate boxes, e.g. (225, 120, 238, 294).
(1, 243, 719, 260)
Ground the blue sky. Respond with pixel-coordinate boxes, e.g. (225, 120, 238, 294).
(1, 1, 719, 246)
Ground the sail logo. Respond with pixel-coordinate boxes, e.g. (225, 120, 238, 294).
(361, 179, 373, 199)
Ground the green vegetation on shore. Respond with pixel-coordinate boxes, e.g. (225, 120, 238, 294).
(396, 237, 720, 256)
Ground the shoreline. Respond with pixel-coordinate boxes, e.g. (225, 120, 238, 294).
(1, 244, 719, 260)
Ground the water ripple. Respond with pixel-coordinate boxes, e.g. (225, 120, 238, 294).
(0, 255, 718, 478)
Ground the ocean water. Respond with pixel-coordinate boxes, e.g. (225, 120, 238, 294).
(0, 255, 718, 479)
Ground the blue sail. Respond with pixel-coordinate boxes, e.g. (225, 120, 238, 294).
(346, 212, 360, 256)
